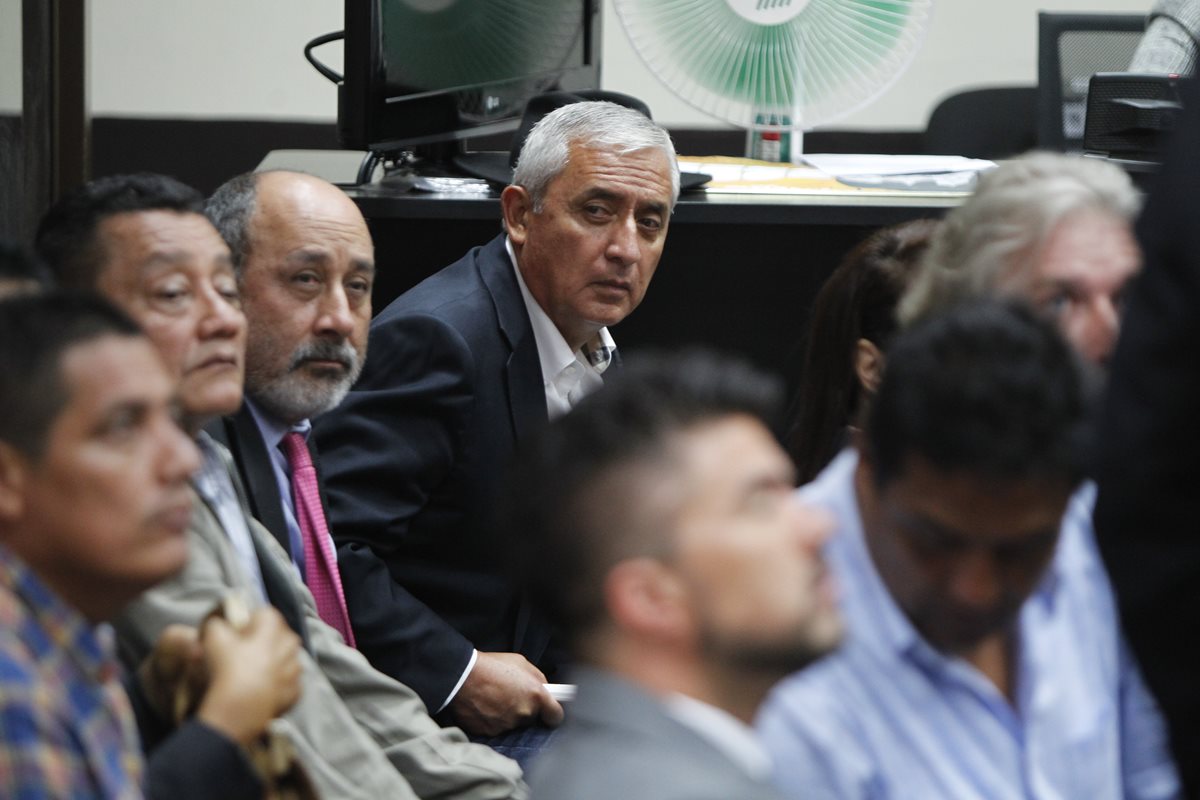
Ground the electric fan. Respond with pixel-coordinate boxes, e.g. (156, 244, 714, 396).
(612, 0, 934, 154)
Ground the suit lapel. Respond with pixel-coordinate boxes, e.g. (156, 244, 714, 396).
(570, 669, 782, 797)
(230, 407, 293, 556)
(476, 236, 555, 664)
(477, 235, 548, 442)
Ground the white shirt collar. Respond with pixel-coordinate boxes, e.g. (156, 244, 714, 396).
(664, 692, 774, 782)
(506, 236, 615, 419)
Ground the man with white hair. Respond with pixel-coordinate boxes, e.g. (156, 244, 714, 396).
(899, 151, 1141, 366)
(314, 99, 680, 743)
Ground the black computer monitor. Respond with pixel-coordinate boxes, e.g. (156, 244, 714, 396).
(1036, 12, 1145, 152)
(338, 0, 602, 165)
(1084, 72, 1184, 166)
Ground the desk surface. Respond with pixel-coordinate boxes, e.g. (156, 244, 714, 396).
(345, 181, 963, 227)
(260, 148, 965, 226)
(275, 148, 968, 383)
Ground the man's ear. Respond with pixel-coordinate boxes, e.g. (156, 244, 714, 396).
(500, 185, 534, 246)
(0, 442, 29, 523)
(604, 557, 690, 642)
(854, 338, 886, 396)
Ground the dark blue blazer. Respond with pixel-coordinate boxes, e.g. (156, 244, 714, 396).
(313, 234, 552, 709)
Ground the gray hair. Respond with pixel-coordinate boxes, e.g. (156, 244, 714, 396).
(205, 171, 262, 274)
(899, 151, 1140, 325)
(512, 101, 680, 211)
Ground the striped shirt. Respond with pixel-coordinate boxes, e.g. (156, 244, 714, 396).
(757, 450, 1181, 800)
(0, 542, 144, 799)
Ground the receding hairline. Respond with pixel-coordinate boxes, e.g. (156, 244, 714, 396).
(245, 172, 374, 256)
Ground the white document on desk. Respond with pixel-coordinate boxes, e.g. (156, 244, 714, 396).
(838, 170, 984, 192)
(800, 154, 996, 177)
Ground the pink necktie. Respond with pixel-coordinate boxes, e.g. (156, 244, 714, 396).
(281, 432, 356, 647)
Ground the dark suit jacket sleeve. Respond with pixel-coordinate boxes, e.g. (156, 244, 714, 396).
(1094, 76, 1200, 793)
(125, 673, 263, 800)
(314, 311, 479, 710)
(146, 722, 263, 800)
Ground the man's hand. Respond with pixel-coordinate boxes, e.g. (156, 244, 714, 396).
(195, 607, 303, 745)
(449, 652, 564, 737)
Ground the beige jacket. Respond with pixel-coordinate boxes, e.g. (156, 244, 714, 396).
(114, 438, 527, 800)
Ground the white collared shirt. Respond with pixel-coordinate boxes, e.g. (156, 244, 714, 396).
(665, 692, 774, 782)
(506, 237, 614, 420)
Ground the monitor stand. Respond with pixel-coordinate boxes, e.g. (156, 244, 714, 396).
(357, 141, 512, 188)
(451, 151, 514, 187)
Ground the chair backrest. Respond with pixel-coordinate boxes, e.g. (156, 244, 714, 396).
(1037, 12, 1146, 152)
(924, 86, 1038, 159)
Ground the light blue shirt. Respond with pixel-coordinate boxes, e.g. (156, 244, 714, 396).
(757, 450, 1180, 800)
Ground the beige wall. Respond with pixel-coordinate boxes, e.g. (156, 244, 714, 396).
(0, 0, 21, 113)
(80, 0, 1153, 130)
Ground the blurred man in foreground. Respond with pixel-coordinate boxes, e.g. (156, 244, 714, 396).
(504, 351, 841, 799)
(759, 301, 1178, 799)
(0, 292, 300, 799)
(900, 152, 1141, 367)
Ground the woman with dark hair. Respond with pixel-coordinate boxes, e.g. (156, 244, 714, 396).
(786, 218, 940, 484)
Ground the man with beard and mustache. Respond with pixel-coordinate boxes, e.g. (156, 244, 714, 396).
(757, 301, 1179, 800)
(204, 170, 373, 642)
(501, 351, 842, 800)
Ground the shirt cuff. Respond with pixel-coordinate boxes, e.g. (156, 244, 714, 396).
(437, 648, 479, 713)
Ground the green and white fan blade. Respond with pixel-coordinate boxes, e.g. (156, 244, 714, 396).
(613, 0, 934, 131)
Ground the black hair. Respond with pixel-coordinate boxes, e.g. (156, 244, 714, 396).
(787, 219, 940, 484)
(35, 173, 205, 291)
(0, 240, 52, 291)
(0, 291, 142, 459)
(501, 349, 783, 650)
(867, 299, 1091, 489)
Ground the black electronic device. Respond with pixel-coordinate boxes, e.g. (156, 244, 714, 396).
(1083, 72, 1183, 168)
(338, 0, 602, 172)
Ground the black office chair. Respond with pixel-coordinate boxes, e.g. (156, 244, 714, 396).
(923, 86, 1038, 159)
(1037, 12, 1146, 152)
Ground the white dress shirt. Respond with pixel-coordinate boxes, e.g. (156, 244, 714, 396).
(666, 692, 774, 782)
(507, 237, 614, 419)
